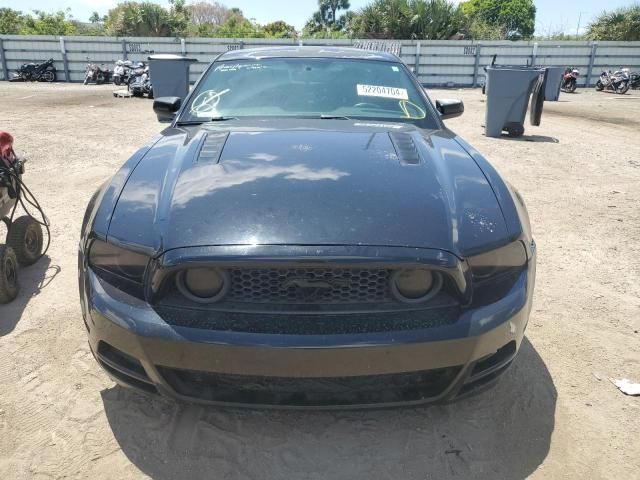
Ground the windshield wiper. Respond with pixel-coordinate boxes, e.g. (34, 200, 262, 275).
(319, 114, 351, 120)
(176, 116, 237, 125)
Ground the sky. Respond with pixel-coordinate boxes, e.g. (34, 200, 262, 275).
(0, 0, 637, 35)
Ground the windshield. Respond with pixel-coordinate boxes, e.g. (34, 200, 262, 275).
(179, 58, 435, 125)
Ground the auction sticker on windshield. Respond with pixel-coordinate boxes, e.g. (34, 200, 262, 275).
(357, 84, 409, 100)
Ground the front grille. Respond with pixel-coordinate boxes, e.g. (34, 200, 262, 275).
(155, 303, 461, 334)
(227, 267, 393, 304)
(157, 365, 462, 407)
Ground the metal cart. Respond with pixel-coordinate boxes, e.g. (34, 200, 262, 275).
(0, 159, 44, 304)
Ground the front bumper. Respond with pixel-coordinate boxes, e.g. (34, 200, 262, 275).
(80, 249, 534, 409)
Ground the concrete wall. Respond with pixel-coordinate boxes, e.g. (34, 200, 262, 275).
(1, 35, 639, 87)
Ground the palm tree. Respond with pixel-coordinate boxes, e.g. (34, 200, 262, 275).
(320, 0, 351, 26)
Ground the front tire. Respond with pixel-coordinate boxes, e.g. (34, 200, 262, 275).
(595, 81, 604, 91)
(0, 245, 19, 304)
(7, 216, 44, 266)
(616, 82, 629, 95)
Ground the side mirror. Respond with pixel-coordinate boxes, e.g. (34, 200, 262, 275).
(153, 96, 182, 123)
(436, 99, 464, 120)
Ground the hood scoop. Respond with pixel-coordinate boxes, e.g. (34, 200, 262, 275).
(197, 132, 229, 163)
(389, 132, 421, 165)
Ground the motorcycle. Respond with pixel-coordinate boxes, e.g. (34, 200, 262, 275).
(561, 68, 579, 93)
(113, 60, 134, 86)
(629, 71, 640, 90)
(10, 58, 56, 82)
(128, 63, 153, 98)
(84, 59, 112, 85)
(595, 69, 630, 95)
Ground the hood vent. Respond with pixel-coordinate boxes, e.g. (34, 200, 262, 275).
(197, 132, 229, 163)
(388, 132, 421, 165)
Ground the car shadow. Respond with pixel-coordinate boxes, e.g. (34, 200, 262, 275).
(0, 255, 60, 337)
(102, 337, 556, 480)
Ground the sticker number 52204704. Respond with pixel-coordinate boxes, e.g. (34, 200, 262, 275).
(356, 84, 409, 100)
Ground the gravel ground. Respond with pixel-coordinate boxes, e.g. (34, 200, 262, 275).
(0, 82, 639, 480)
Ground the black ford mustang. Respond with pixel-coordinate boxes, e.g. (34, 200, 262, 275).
(79, 47, 536, 408)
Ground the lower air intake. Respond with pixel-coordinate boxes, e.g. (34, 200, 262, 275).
(157, 366, 462, 407)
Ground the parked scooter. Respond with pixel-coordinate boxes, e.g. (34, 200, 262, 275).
(128, 63, 153, 98)
(561, 68, 579, 93)
(113, 60, 134, 86)
(84, 58, 112, 85)
(10, 59, 56, 82)
(595, 69, 630, 94)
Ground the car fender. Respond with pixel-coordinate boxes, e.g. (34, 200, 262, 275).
(84, 135, 163, 246)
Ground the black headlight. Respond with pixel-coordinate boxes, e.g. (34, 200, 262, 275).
(88, 239, 150, 296)
(468, 241, 528, 305)
(467, 241, 527, 279)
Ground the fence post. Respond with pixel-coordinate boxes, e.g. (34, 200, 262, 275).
(0, 38, 7, 82)
(122, 39, 128, 60)
(414, 41, 421, 77)
(586, 41, 598, 88)
(180, 38, 186, 55)
(60, 37, 70, 82)
(531, 42, 538, 66)
(473, 44, 482, 87)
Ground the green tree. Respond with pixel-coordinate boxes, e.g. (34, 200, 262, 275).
(263, 20, 297, 38)
(459, 0, 535, 39)
(168, 0, 190, 36)
(321, 0, 351, 25)
(21, 9, 77, 35)
(409, 0, 464, 39)
(0, 8, 25, 34)
(587, 5, 640, 41)
(303, 0, 351, 36)
(351, 0, 412, 38)
(89, 11, 101, 23)
(105, 2, 173, 36)
(214, 10, 265, 38)
(348, 0, 462, 40)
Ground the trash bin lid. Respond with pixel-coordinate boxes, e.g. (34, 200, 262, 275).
(148, 54, 197, 62)
(486, 65, 544, 73)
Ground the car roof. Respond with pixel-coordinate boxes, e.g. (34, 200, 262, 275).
(218, 46, 401, 63)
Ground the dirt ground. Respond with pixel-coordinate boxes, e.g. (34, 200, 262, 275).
(0, 82, 639, 480)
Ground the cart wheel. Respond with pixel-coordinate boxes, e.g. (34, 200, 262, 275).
(7, 216, 44, 266)
(529, 73, 545, 127)
(0, 245, 19, 304)
(505, 125, 525, 137)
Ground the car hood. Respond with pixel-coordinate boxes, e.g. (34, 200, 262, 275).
(107, 120, 509, 256)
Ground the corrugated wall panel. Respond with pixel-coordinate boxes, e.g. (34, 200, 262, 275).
(0, 36, 639, 87)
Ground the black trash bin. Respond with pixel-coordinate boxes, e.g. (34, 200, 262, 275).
(484, 65, 546, 138)
(543, 66, 565, 101)
(148, 54, 197, 100)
